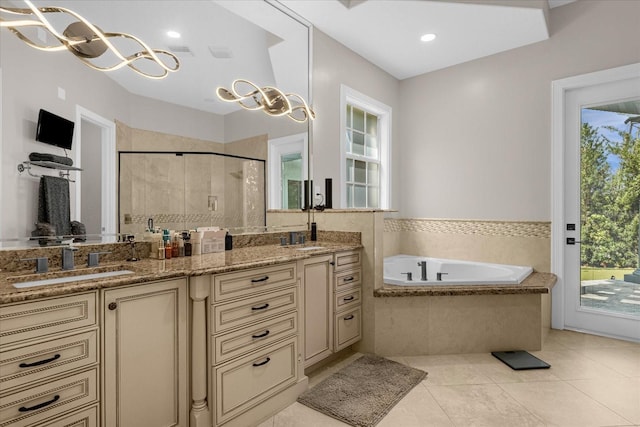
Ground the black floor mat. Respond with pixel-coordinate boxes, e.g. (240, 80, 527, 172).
(491, 350, 550, 370)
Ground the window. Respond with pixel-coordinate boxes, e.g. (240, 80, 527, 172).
(340, 85, 391, 209)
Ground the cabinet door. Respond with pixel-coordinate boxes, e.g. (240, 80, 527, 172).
(303, 255, 333, 367)
(102, 278, 188, 427)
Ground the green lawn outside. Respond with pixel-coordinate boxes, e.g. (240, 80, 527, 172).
(581, 267, 635, 281)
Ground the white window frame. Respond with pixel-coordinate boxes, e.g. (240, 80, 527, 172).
(339, 84, 391, 209)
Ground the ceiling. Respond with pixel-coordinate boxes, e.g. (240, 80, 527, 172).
(282, 0, 575, 80)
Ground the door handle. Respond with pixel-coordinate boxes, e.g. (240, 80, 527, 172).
(566, 238, 587, 245)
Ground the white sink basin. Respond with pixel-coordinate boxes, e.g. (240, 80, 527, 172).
(12, 270, 135, 289)
(296, 246, 325, 251)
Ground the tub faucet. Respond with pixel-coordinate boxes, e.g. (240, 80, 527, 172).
(417, 261, 427, 281)
(62, 246, 78, 270)
(437, 272, 448, 281)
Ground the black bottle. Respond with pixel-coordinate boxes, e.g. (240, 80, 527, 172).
(225, 232, 232, 250)
(310, 222, 317, 241)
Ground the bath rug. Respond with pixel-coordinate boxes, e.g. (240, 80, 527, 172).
(492, 350, 550, 370)
(297, 354, 427, 427)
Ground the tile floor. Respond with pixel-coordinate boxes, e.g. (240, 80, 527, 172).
(258, 330, 640, 426)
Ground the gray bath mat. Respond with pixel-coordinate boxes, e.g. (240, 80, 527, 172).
(297, 354, 427, 427)
(492, 350, 550, 370)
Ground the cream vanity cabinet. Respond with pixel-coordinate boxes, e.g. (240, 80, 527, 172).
(0, 292, 100, 427)
(302, 254, 334, 367)
(303, 250, 362, 369)
(207, 262, 305, 427)
(102, 277, 189, 427)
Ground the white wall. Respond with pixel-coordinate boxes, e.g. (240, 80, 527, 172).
(398, 0, 640, 221)
(312, 30, 401, 209)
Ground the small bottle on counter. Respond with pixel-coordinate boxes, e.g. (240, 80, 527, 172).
(225, 231, 232, 251)
(165, 238, 172, 259)
(192, 231, 202, 255)
(158, 245, 165, 260)
(184, 232, 192, 256)
(172, 233, 179, 258)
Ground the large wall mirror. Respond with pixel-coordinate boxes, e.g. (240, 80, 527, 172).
(0, 0, 311, 247)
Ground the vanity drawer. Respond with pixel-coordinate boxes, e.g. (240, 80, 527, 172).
(213, 263, 297, 302)
(0, 367, 98, 427)
(214, 337, 297, 425)
(36, 404, 98, 427)
(334, 288, 361, 313)
(0, 293, 97, 347)
(1, 329, 98, 391)
(213, 312, 297, 365)
(334, 250, 361, 272)
(335, 307, 361, 351)
(334, 268, 361, 292)
(212, 288, 297, 333)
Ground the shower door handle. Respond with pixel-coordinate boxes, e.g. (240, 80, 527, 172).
(566, 238, 587, 245)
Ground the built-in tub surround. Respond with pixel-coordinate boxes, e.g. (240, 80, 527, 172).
(384, 254, 533, 286)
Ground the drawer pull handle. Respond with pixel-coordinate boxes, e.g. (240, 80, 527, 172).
(344, 314, 355, 320)
(251, 276, 269, 283)
(343, 296, 355, 302)
(19, 354, 61, 368)
(343, 276, 354, 282)
(253, 357, 271, 367)
(251, 303, 270, 311)
(252, 330, 270, 339)
(108, 302, 118, 311)
(19, 395, 60, 412)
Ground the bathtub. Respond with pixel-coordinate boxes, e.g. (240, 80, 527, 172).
(384, 254, 533, 286)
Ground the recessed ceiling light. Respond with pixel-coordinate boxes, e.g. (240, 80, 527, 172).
(420, 33, 436, 43)
(167, 30, 181, 39)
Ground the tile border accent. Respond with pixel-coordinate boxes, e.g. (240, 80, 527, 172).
(384, 218, 550, 238)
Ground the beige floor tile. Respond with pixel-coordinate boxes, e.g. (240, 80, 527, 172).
(529, 349, 627, 381)
(551, 330, 638, 350)
(403, 354, 469, 368)
(377, 383, 454, 427)
(499, 380, 632, 426)
(569, 377, 640, 424)
(423, 364, 494, 386)
(256, 417, 274, 427)
(428, 383, 533, 423)
(475, 360, 562, 383)
(577, 347, 640, 377)
(272, 402, 350, 427)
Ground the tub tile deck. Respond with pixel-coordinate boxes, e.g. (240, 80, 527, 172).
(374, 272, 556, 297)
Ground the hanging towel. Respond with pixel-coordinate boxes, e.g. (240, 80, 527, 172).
(38, 175, 71, 236)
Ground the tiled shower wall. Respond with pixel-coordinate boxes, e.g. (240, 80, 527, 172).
(384, 218, 551, 272)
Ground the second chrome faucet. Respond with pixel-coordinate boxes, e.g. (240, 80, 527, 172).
(417, 260, 427, 281)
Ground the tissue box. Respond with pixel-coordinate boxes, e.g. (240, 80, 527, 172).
(201, 230, 225, 254)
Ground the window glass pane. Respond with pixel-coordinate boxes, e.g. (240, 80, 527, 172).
(354, 185, 366, 208)
(354, 160, 366, 183)
(346, 130, 353, 153)
(346, 184, 353, 207)
(366, 113, 377, 137)
(346, 105, 352, 128)
(346, 158, 354, 182)
(365, 135, 378, 159)
(352, 132, 365, 156)
(368, 186, 379, 208)
(367, 163, 379, 186)
(353, 107, 365, 132)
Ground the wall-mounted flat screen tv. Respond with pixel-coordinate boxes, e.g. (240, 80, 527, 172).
(35, 109, 74, 150)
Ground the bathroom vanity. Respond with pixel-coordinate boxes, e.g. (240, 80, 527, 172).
(0, 239, 362, 427)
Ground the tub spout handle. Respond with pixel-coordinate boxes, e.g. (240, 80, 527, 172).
(401, 272, 413, 281)
(437, 272, 448, 281)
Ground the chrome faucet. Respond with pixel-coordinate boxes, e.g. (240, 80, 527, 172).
(417, 261, 428, 281)
(62, 246, 78, 270)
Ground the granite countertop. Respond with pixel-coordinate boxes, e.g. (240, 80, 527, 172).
(0, 242, 362, 304)
(374, 272, 557, 297)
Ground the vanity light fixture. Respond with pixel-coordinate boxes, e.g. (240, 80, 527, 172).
(420, 33, 437, 42)
(0, 0, 180, 79)
(216, 79, 315, 123)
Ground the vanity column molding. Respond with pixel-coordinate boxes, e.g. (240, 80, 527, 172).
(190, 275, 211, 427)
